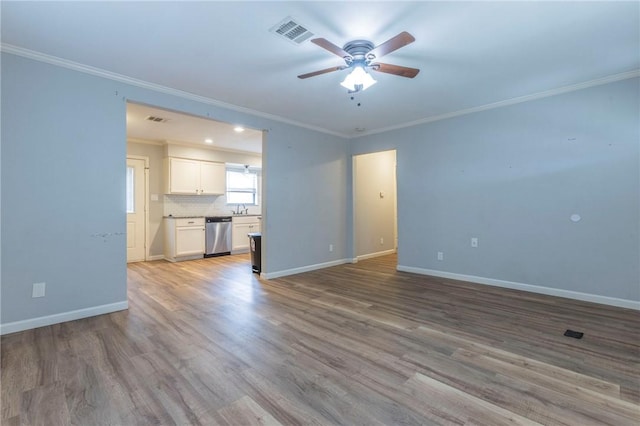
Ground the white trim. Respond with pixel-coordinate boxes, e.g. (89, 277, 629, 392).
(396, 265, 640, 311)
(147, 254, 165, 261)
(359, 70, 640, 137)
(3, 44, 638, 140)
(127, 138, 164, 146)
(1, 44, 346, 139)
(262, 259, 351, 280)
(163, 254, 204, 262)
(357, 249, 397, 261)
(0, 301, 129, 335)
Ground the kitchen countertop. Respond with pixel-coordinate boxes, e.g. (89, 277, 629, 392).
(163, 214, 261, 218)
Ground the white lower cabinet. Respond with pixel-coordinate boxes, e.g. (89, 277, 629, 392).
(164, 217, 205, 261)
(232, 216, 261, 253)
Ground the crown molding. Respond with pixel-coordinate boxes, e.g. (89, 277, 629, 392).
(359, 69, 640, 137)
(3, 44, 637, 140)
(0, 44, 349, 139)
(127, 138, 164, 146)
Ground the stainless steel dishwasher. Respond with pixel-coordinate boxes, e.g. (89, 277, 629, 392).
(204, 216, 232, 257)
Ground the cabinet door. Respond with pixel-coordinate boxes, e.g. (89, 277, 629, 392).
(232, 223, 253, 251)
(250, 222, 261, 234)
(169, 158, 200, 194)
(200, 161, 225, 195)
(175, 226, 205, 256)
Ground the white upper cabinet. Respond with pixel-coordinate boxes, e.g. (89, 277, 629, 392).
(167, 158, 200, 194)
(165, 157, 225, 195)
(199, 161, 226, 195)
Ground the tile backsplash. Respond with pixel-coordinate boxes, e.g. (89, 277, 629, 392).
(164, 195, 261, 217)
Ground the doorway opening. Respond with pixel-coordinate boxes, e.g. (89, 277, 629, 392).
(124, 101, 265, 270)
(352, 150, 398, 264)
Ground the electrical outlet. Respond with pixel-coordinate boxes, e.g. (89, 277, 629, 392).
(380, 237, 384, 245)
(32, 282, 46, 298)
(471, 237, 478, 248)
(437, 251, 444, 261)
(329, 244, 334, 252)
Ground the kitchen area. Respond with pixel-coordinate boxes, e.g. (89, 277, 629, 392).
(126, 102, 264, 271)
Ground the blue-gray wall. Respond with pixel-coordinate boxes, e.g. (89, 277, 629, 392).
(351, 77, 640, 302)
(2, 51, 638, 332)
(2, 54, 128, 325)
(1, 52, 349, 329)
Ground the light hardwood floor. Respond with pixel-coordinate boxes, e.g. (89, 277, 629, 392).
(2, 254, 639, 425)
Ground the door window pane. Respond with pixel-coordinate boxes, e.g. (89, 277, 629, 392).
(126, 166, 135, 213)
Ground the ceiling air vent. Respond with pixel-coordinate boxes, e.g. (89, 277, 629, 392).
(145, 116, 169, 123)
(269, 16, 314, 45)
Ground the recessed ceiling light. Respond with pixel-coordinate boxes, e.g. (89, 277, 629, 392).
(234, 126, 245, 133)
(204, 138, 213, 144)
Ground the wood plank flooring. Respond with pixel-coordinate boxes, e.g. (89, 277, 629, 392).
(2, 254, 639, 425)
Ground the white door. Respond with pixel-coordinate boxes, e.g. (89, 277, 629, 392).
(126, 158, 146, 262)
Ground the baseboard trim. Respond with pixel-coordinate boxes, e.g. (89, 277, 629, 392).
(0, 301, 129, 335)
(396, 265, 640, 310)
(146, 254, 165, 261)
(262, 258, 351, 280)
(357, 249, 397, 261)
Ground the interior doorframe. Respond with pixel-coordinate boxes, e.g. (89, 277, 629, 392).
(127, 154, 150, 261)
(259, 129, 267, 277)
(351, 149, 398, 263)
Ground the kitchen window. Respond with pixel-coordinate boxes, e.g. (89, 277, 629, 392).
(226, 166, 259, 205)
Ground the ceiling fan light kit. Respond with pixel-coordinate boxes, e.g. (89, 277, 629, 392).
(340, 66, 377, 92)
(299, 31, 419, 93)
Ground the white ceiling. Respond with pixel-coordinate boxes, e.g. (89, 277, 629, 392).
(2, 1, 639, 138)
(127, 103, 263, 153)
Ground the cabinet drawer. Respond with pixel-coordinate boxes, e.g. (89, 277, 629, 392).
(175, 218, 204, 227)
(232, 216, 260, 224)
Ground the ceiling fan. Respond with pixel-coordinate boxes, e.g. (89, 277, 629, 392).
(298, 31, 420, 93)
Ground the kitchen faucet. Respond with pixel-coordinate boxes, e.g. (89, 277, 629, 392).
(231, 204, 249, 215)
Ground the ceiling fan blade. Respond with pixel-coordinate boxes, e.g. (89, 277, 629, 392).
(371, 63, 420, 78)
(311, 38, 350, 58)
(298, 66, 345, 79)
(370, 31, 415, 58)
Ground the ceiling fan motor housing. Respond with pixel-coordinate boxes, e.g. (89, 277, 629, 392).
(342, 40, 375, 66)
